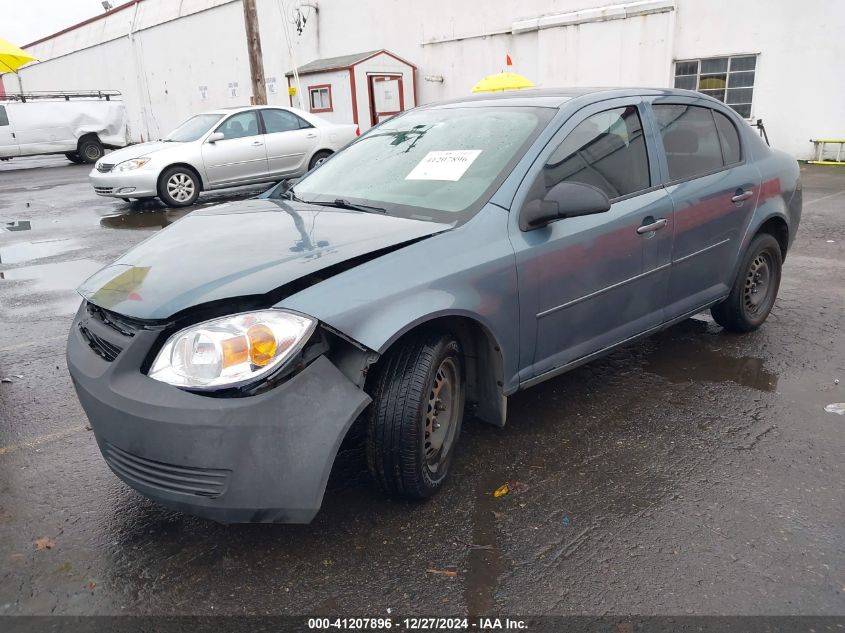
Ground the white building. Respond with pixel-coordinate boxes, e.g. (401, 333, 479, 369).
(2, 0, 842, 158)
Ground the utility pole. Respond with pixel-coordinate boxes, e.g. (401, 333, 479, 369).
(241, 0, 267, 105)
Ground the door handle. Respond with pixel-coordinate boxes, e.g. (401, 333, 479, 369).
(637, 218, 668, 234)
(732, 190, 754, 203)
(251, 141, 264, 146)
(306, 133, 317, 138)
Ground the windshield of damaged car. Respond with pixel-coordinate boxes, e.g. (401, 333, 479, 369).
(165, 113, 224, 142)
(291, 106, 553, 221)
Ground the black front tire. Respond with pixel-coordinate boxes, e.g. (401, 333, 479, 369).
(157, 166, 201, 207)
(308, 150, 332, 171)
(711, 233, 782, 332)
(65, 152, 85, 164)
(78, 138, 104, 163)
(366, 332, 465, 499)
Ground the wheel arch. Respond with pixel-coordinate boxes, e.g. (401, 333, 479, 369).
(371, 312, 507, 428)
(756, 215, 789, 261)
(308, 148, 334, 169)
(76, 132, 101, 152)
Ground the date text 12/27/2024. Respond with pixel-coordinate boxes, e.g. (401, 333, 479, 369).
(307, 618, 528, 630)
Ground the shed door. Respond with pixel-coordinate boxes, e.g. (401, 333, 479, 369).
(369, 75, 404, 126)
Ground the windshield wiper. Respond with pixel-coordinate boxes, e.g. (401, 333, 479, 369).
(308, 198, 387, 214)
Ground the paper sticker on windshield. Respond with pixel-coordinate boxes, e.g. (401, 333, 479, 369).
(405, 150, 482, 181)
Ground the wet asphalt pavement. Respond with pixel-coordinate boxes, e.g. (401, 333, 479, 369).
(0, 155, 843, 617)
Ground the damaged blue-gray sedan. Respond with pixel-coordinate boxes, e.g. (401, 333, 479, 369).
(67, 88, 801, 523)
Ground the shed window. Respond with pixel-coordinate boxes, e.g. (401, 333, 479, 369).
(673, 55, 756, 119)
(308, 86, 332, 113)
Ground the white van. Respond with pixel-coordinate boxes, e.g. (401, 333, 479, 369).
(0, 91, 128, 164)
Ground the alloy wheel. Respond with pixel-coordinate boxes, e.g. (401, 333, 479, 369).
(166, 173, 195, 203)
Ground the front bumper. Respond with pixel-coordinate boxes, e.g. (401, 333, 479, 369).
(89, 167, 160, 198)
(67, 303, 370, 523)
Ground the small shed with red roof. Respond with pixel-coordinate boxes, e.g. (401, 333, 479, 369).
(286, 49, 416, 132)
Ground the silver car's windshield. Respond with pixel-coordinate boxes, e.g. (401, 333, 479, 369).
(165, 113, 224, 142)
(292, 106, 553, 222)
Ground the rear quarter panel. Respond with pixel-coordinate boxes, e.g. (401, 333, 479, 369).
(739, 126, 802, 264)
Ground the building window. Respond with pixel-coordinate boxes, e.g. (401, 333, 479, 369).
(308, 85, 332, 113)
(673, 55, 756, 119)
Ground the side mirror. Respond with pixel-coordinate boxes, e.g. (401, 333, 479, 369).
(207, 132, 224, 143)
(519, 181, 611, 231)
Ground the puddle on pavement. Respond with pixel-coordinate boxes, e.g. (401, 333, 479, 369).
(645, 338, 778, 392)
(100, 209, 190, 230)
(464, 473, 506, 619)
(1, 220, 32, 233)
(0, 239, 81, 264)
(0, 259, 102, 292)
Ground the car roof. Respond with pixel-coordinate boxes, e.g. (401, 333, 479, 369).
(426, 87, 702, 109)
(200, 105, 294, 116)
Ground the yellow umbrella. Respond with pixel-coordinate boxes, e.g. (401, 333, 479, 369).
(0, 37, 37, 73)
(471, 72, 535, 93)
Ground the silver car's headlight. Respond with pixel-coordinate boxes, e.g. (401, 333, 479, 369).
(148, 310, 316, 390)
(114, 157, 151, 172)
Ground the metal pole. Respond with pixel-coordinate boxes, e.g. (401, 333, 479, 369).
(242, 0, 268, 105)
(277, 0, 305, 109)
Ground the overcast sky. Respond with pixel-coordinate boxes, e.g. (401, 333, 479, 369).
(3, 0, 106, 47)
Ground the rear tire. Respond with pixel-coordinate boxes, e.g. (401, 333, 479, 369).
(158, 166, 200, 207)
(711, 233, 782, 332)
(366, 332, 465, 499)
(65, 152, 85, 164)
(308, 150, 332, 170)
(78, 138, 104, 163)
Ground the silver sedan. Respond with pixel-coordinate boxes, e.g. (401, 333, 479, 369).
(89, 105, 358, 207)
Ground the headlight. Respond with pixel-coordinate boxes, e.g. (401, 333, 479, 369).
(114, 157, 151, 172)
(148, 310, 316, 390)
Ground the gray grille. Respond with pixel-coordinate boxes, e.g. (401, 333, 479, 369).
(79, 325, 122, 361)
(104, 443, 231, 498)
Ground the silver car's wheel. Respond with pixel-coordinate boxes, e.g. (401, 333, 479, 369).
(158, 167, 200, 208)
(167, 174, 195, 202)
(308, 150, 332, 171)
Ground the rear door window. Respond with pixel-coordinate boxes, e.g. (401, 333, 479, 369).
(0, 106, 8, 126)
(543, 105, 651, 200)
(714, 110, 742, 165)
(261, 109, 312, 133)
(653, 104, 725, 181)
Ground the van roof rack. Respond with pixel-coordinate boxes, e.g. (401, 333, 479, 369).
(1, 90, 122, 103)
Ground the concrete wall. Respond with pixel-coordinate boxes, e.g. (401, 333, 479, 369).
(672, 0, 845, 159)
(3, 0, 842, 158)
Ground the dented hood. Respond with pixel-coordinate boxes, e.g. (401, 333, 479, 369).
(78, 199, 450, 320)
